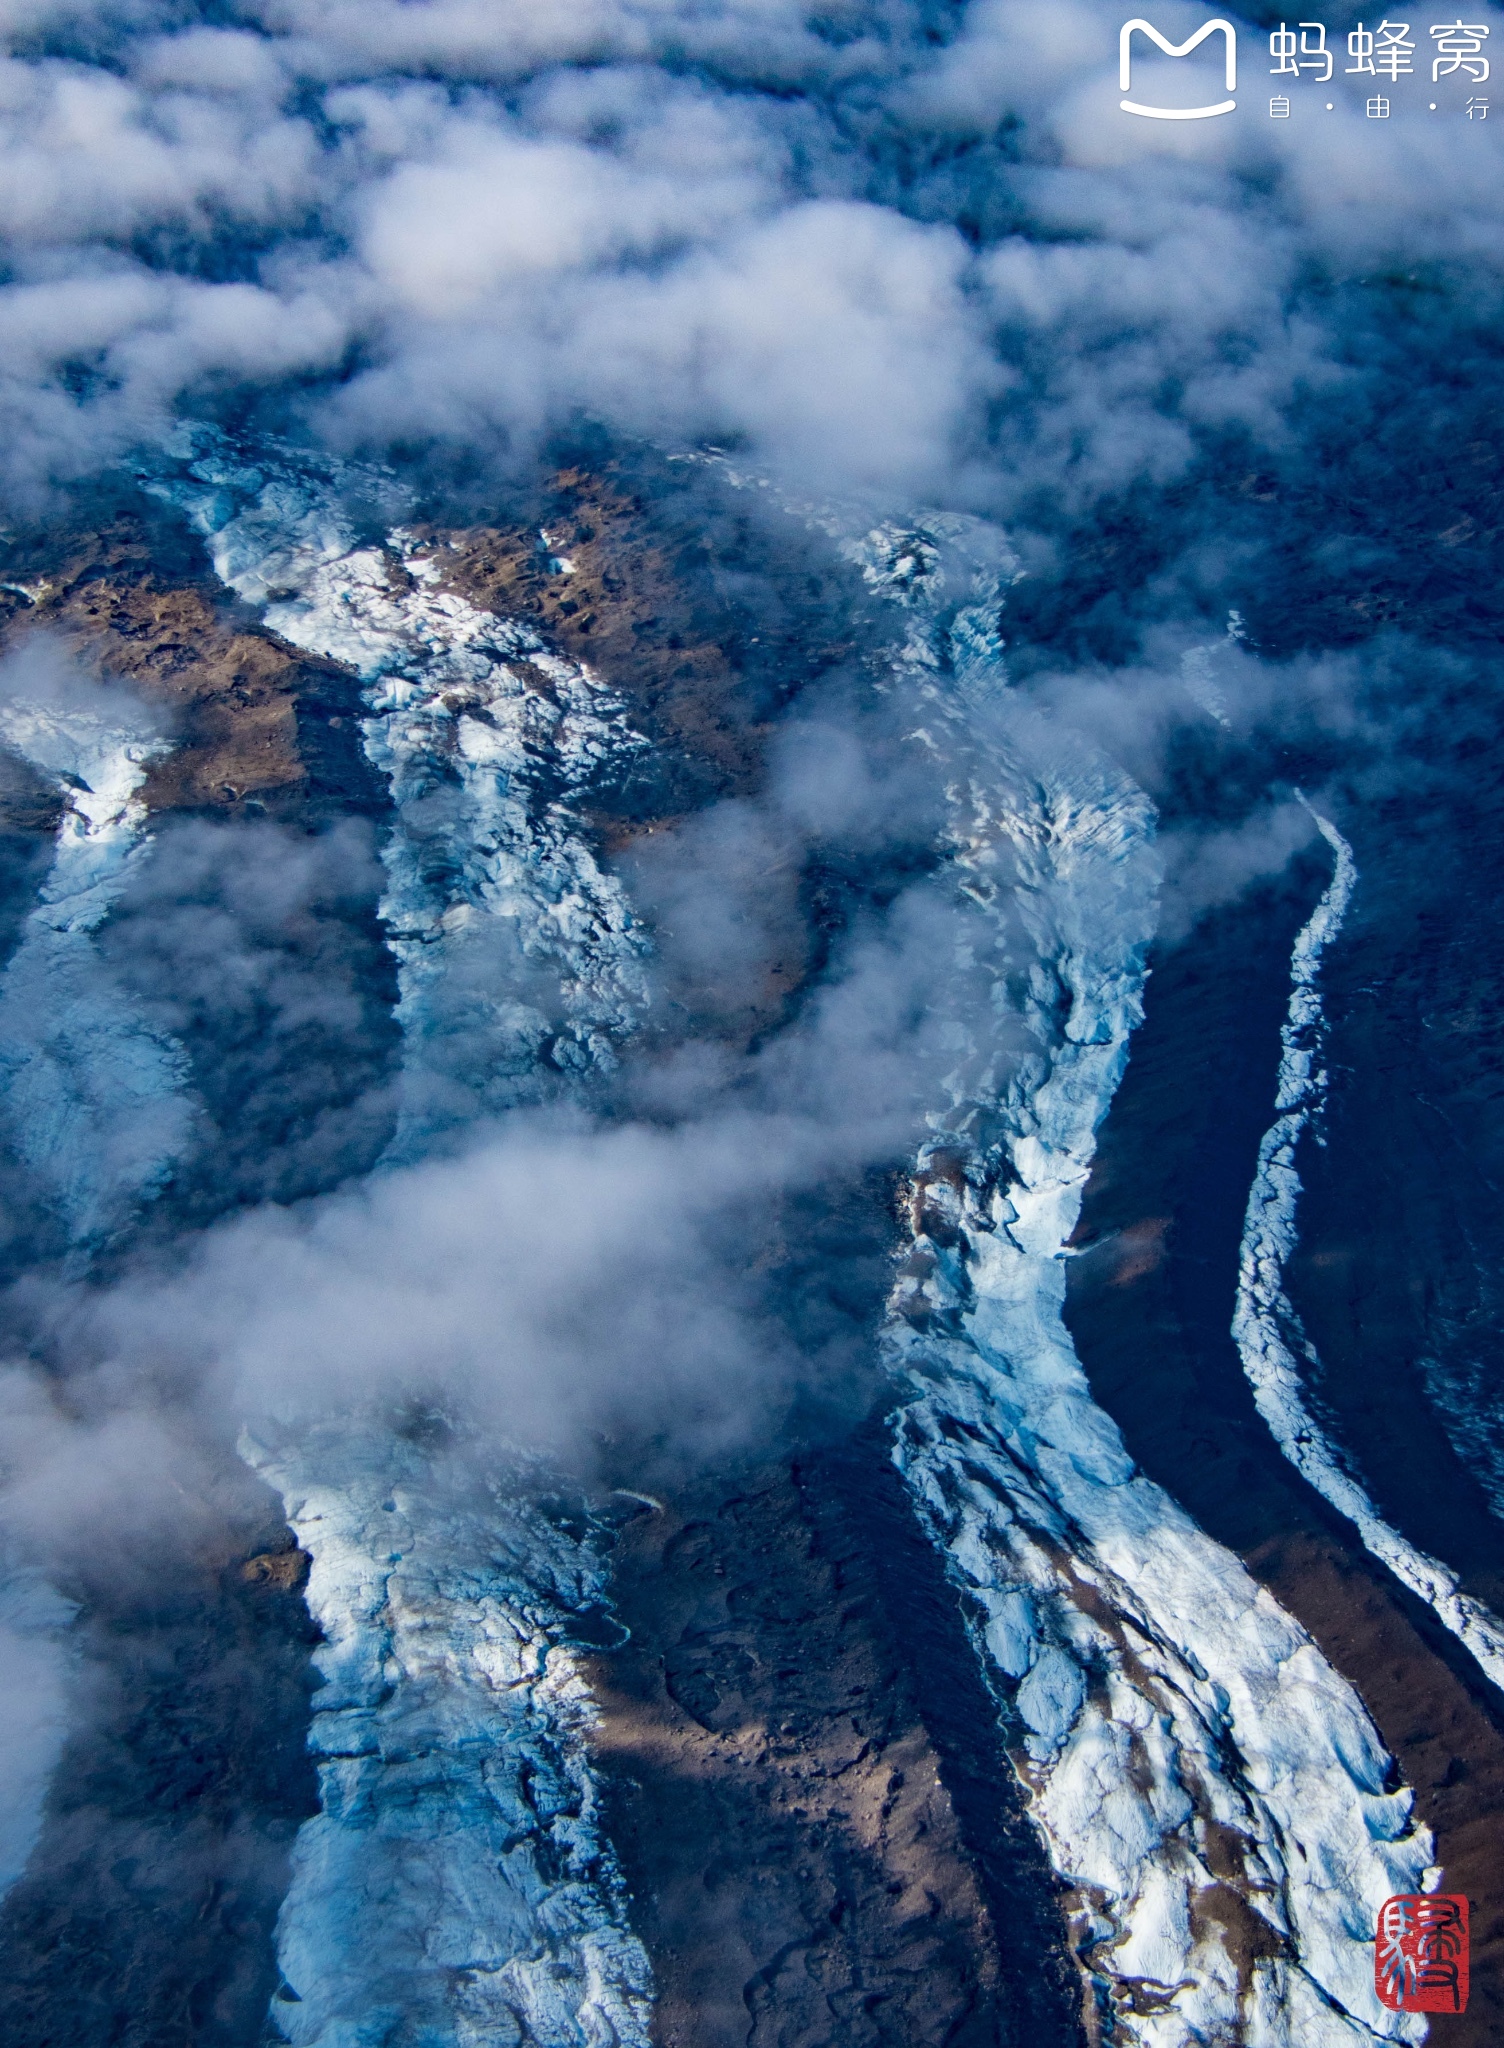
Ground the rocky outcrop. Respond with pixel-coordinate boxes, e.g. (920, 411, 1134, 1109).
(588, 1443, 1083, 2048)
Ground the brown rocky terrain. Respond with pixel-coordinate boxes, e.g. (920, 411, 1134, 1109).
(423, 463, 865, 827)
(0, 506, 309, 813)
(592, 1469, 1004, 2048)
(587, 1437, 1087, 2048)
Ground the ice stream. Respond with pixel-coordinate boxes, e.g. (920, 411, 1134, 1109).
(851, 525, 1430, 2046)
(152, 436, 649, 1156)
(241, 1423, 651, 2048)
(0, 679, 189, 1246)
(1231, 810, 1504, 1694)
(156, 438, 655, 2048)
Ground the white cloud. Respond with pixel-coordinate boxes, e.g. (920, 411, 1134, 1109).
(358, 118, 765, 312)
(0, 0, 1493, 504)
(0, 57, 319, 243)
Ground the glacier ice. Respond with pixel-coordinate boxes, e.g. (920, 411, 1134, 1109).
(152, 438, 649, 1158)
(854, 525, 1432, 2045)
(1231, 809, 1504, 1694)
(243, 1422, 652, 2048)
(0, 673, 187, 1906)
(161, 437, 657, 2047)
(0, 675, 190, 1247)
(0, 1570, 76, 1905)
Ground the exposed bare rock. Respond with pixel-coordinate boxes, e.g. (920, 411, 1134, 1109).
(588, 1445, 1086, 2048)
(240, 1548, 312, 1594)
(423, 462, 867, 838)
(0, 1476, 321, 2048)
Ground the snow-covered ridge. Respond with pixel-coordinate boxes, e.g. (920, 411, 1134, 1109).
(243, 1422, 652, 2048)
(856, 530, 1430, 2045)
(152, 436, 657, 2045)
(1231, 809, 1504, 1694)
(150, 434, 650, 1155)
(0, 678, 190, 1247)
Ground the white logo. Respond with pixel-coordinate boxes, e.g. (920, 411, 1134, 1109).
(1121, 17, 1238, 118)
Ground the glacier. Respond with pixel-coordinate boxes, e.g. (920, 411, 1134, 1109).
(0, 665, 191, 1249)
(0, 662, 190, 1909)
(242, 1421, 652, 2048)
(849, 521, 1432, 2045)
(151, 436, 650, 1157)
(1230, 810, 1504, 1694)
(0, 1566, 76, 1907)
(155, 436, 657, 2047)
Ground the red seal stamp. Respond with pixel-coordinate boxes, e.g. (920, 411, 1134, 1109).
(1376, 1894, 1469, 2013)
